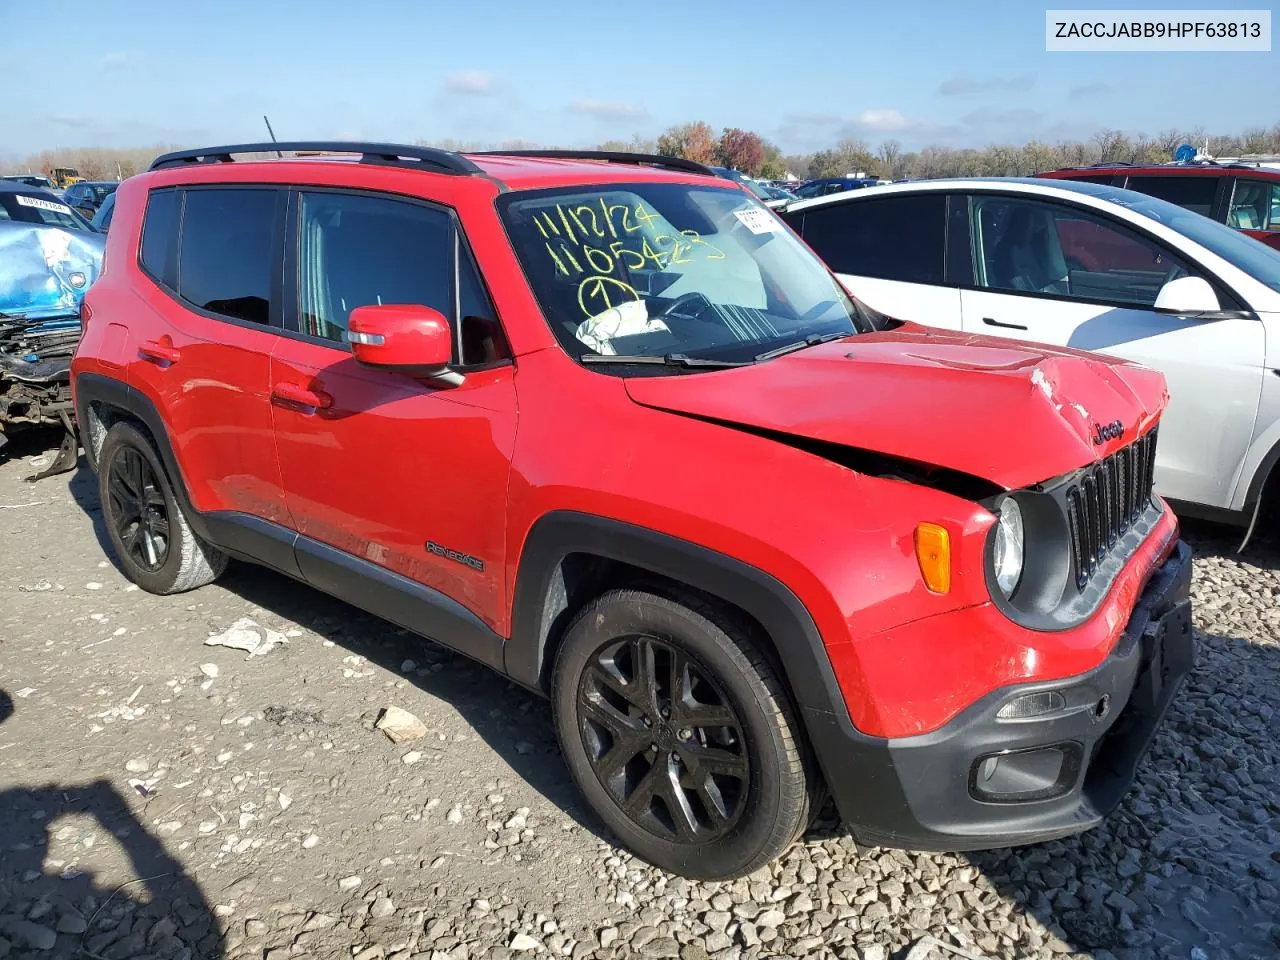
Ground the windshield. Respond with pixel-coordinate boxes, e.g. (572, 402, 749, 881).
(498, 182, 859, 364)
(1094, 185, 1280, 294)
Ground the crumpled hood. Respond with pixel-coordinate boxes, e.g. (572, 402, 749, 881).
(623, 327, 1168, 490)
(0, 221, 103, 320)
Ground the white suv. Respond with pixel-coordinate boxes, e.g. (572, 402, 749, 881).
(784, 178, 1280, 537)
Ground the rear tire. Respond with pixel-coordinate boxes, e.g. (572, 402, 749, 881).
(97, 422, 227, 595)
(552, 588, 812, 879)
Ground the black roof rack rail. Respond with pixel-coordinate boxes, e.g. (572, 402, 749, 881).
(474, 149, 715, 177)
(149, 141, 483, 175)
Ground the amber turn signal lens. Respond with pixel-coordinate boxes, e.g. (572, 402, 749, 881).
(914, 523, 951, 594)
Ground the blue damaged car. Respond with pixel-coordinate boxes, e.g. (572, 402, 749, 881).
(0, 181, 103, 472)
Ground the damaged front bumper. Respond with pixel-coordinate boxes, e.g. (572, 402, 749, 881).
(827, 539, 1194, 851)
(0, 315, 80, 445)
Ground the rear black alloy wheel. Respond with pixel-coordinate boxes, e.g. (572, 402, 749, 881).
(578, 635, 749, 843)
(96, 422, 227, 595)
(106, 446, 170, 572)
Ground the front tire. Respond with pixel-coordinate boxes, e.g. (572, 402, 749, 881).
(97, 422, 227, 595)
(552, 588, 813, 879)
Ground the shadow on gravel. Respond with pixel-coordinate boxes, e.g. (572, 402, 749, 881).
(1179, 515, 1280, 572)
(0, 688, 226, 959)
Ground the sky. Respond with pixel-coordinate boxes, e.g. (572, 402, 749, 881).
(3, 0, 1278, 160)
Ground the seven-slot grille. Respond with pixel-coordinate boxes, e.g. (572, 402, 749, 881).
(1065, 428, 1158, 589)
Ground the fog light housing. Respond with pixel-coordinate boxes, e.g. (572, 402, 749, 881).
(996, 690, 1067, 720)
(969, 742, 1083, 803)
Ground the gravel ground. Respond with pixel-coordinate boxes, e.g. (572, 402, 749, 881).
(0, 431, 1277, 960)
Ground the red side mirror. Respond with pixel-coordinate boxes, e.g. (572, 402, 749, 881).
(348, 304, 454, 378)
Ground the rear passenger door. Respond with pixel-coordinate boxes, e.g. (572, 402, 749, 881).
(268, 188, 516, 642)
(127, 186, 290, 527)
(786, 192, 960, 328)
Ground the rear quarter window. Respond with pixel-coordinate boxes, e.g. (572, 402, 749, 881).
(139, 188, 180, 288)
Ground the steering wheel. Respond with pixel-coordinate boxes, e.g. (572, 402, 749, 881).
(651, 291, 710, 323)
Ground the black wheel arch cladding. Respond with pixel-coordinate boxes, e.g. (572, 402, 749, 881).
(506, 511, 884, 804)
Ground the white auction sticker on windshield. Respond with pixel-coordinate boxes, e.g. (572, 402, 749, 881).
(733, 208, 781, 235)
(15, 194, 73, 215)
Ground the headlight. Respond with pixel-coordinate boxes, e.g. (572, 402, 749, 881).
(992, 498, 1025, 597)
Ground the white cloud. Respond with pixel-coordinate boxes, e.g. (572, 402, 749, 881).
(48, 114, 93, 128)
(443, 70, 498, 96)
(99, 51, 130, 69)
(568, 100, 649, 121)
(852, 109, 913, 133)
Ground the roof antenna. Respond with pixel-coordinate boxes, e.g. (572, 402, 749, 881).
(263, 115, 282, 158)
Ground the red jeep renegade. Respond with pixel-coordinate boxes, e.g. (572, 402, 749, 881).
(72, 142, 1193, 879)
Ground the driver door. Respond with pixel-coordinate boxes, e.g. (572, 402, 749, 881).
(958, 193, 1264, 509)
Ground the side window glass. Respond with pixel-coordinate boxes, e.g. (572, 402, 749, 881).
(456, 237, 509, 365)
(178, 188, 279, 324)
(296, 192, 452, 343)
(1229, 180, 1280, 232)
(140, 189, 180, 289)
(971, 196, 1190, 308)
(798, 195, 945, 284)
(1124, 176, 1218, 217)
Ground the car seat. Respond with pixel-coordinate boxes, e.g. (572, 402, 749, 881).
(988, 206, 1071, 296)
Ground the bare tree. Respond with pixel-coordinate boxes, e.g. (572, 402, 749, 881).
(877, 139, 903, 179)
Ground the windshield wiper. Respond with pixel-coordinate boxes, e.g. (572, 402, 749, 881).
(580, 353, 748, 369)
(753, 332, 849, 362)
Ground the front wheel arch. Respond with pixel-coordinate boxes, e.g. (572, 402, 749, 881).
(505, 512, 868, 812)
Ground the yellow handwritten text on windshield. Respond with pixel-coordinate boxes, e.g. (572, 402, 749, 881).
(536, 199, 727, 316)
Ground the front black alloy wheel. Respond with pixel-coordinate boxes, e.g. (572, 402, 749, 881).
(106, 445, 170, 572)
(553, 588, 814, 879)
(578, 635, 749, 843)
